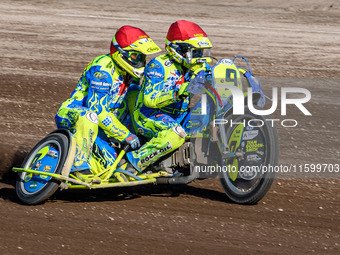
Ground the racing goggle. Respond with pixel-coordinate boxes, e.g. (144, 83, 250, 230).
(127, 51, 147, 66)
(190, 48, 211, 58)
(112, 40, 146, 67)
(186, 48, 212, 64)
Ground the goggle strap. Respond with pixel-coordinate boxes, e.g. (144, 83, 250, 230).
(112, 40, 130, 58)
(166, 39, 181, 50)
(165, 38, 172, 47)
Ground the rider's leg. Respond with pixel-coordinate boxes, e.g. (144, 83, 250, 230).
(55, 107, 99, 171)
(126, 111, 187, 172)
(89, 135, 119, 175)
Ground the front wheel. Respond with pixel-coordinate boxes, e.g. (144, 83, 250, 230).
(16, 133, 69, 204)
(219, 108, 279, 204)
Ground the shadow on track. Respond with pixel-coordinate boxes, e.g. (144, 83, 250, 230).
(0, 186, 20, 204)
(1, 178, 233, 205)
(51, 182, 232, 204)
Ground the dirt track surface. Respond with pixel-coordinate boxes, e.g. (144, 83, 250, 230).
(0, 0, 339, 254)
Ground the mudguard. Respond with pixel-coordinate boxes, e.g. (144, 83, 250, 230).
(50, 129, 76, 177)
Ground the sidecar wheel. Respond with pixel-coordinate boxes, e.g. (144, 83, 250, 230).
(219, 108, 279, 204)
(16, 133, 69, 205)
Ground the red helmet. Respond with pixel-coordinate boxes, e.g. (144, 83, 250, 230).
(110, 26, 160, 78)
(165, 20, 212, 68)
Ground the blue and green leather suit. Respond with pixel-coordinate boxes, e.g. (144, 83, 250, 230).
(55, 54, 136, 172)
(126, 54, 210, 171)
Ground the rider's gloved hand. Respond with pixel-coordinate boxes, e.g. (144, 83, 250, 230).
(191, 66, 206, 76)
(124, 133, 140, 149)
(177, 66, 207, 99)
(177, 81, 190, 98)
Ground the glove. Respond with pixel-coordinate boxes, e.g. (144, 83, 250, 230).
(178, 81, 190, 98)
(124, 133, 140, 149)
(177, 67, 206, 99)
(190, 64, 206, 74)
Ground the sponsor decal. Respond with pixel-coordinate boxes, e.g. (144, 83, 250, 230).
(243, 130, 259, 140)
(195, 59, 207, 63)
(86, 129, 94, 163)
(43, 165, 52, 172)
(24, 174, 32, 182)
(137, 128, 144, 136)
(93, 71, 109, 80)
(147, 47, 159, 52)
(59, 121, 68, 128)
(247, 154, 262, 163)
(256, 150, 264, 156)
(86, 112, 99, 124)
(91, 80, 111, 87)
(109, 126, 128, 137)
(185, 119, 202, 129)
(90, 86, 110, 91)
(148, 71, 163, 78)
(92, 81, 110, 86)
(34, 161, 42, 170)
(239, 166, 258, 180)
(172, 126, 187, 138)
(164, 60, 173, 67)
(140, 143, 173, 164)
(220, 58, 234, 65)
(233, 129, 241, 138)
(29, 181, 38, 189)
(197, 41, 209, 46)
(40, 172, 50, 180)
(149, 63, 160, 69)
(102, 116, 112, 127)
(246, 125, 254, 131)
(111, 66, 115, 75)
(246, 140, 264, 152)
(47, 150, 58, 159)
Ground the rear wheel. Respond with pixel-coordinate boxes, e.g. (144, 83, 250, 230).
(219, 108, 279, 204)
(16, 133, 69, 204)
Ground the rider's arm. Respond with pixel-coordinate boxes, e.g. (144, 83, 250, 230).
(142, 60, 178, 109)
(85, 67, 131, 142)
(97, 111, 130, 142)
